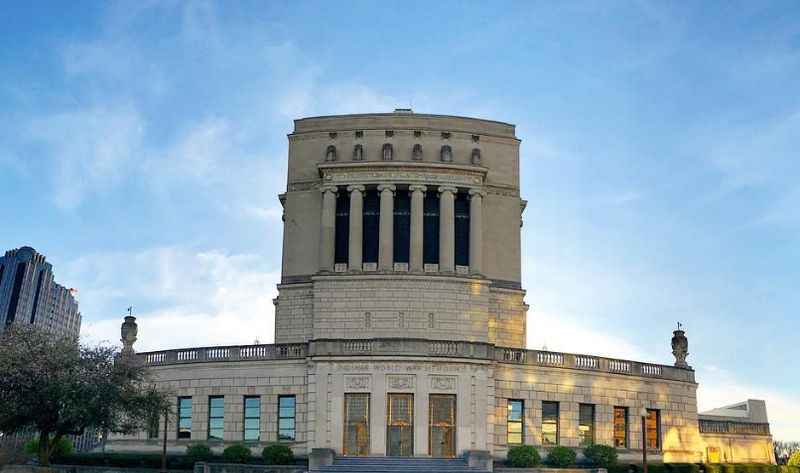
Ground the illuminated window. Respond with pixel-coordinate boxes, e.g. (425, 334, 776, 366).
(208, 396, 224, 440)
(244, 396, 260, 441)
(646, 409, 660, 450)
(278, 395, 296, 441)
(613, 406, 628, 448)
(542, 401, 559, 445)
(507, 400, 524, 445)
(177, 397, 192, 439)
(578, 404, 595, 446)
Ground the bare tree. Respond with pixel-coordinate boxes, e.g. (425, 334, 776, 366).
(0, 326, 168, 466)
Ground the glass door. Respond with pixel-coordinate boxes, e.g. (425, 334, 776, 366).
(344, 393, 370, 456)
(429, 394, 456, 458)
(386, 393, 414, 456)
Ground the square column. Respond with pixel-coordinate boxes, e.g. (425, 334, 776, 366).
(347, 185, 365, 271)
(409, 185, 427, 272)
(438, 186, 457, 273)
(319, 185, 338, 272)
(468, 189, 485, 275)
(378, 184, 396, 271)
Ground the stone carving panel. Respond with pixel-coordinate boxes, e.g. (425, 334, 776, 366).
(387, 374, 416, 391)
(344, 375, 371, 391)
(429, 375, 457, 392)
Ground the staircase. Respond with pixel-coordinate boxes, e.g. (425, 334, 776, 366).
(313, 456, 491, 473)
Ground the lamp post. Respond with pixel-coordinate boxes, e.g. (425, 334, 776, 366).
(640, 407, 648, 473)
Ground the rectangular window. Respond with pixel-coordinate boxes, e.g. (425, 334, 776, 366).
(541, 401, 559, 446)
(646, 409, 660, 450)
(507, 400, 524, 445)
(208, 396, 224, 440)
(454, 193, 470, 267)
(393, 190, 411, 263)
(613, 407, 628, 448)
(244, 396, 260, 442)
(362, 190, 379, 263)
(334, 193, 350, 264)
(177, 397, 192, 439)
(578, 404, 595, 446)
(147, 410, 160, 439)
(278, 395, 296, 441)
(423, 193, 439, 264)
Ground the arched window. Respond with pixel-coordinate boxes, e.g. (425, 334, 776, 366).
(325, 145, 337, 162)
(412, 144, 423, 161)
(353, 144, 364, 161)
(382, 143, 393, 161)
(471, 148, 481, 165)
(440, 145, 453, 163)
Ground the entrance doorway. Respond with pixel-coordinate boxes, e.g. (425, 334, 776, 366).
(386, 393, 414, 456)
(343, 393, 370, 456)
(429, 394, 456, 457)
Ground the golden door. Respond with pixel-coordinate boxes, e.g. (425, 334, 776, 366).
(386, 393, 414, 456)
(429, 394, 456, 458)
(343, 393, 370, 456)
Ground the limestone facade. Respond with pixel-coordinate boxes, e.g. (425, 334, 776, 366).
(109, 111, 774, 466)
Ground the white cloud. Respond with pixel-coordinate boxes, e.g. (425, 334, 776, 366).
(65, 247, 279, 351)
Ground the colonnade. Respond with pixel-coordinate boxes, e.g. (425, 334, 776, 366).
(319, 184, 484, 275)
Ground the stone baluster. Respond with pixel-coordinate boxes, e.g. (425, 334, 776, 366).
(347, 185, 365, 271)
(319, 185, 338, 272)
(438, 186, 457, 272)
(378, 184, 396, 271)
(468, 189, 485, 275)
(409, 185, 427, 272)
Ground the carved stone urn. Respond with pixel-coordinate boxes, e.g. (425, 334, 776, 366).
(120, 316, 138, 355)
(671, 329, 689, 368)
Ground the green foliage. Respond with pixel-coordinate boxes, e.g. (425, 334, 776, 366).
(0, 326, 172, 467)
(262, 444, 294, 465)
(790, 452, 800, 467)
(507, 445, 541, 468)
(666, 463, 700, 473)
(546, 446, 577, 467)
(222, 443, 252, 464)
(56, 453, 196, 470)
(186, 443, 213, 463)
(583, 444, 618, 468)
(24, 437, 73, 459)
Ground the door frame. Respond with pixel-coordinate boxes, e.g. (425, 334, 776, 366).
(386, 393, 414, 457)
(428, 394, 457, 458)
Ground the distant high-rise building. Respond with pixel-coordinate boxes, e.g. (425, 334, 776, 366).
(0, 246, 81, 338)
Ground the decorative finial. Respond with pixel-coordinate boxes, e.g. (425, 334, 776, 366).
(671, 323, 689, 369)
(120, 310, 138, 356)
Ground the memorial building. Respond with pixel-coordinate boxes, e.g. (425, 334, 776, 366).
(110, 111, 776, 469)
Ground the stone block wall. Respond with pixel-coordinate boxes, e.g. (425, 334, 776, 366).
(274, 283, 313, 343)
(700, 433, 776, 464)
(488, 287, 528, 349)
(491, 363, 703, 463)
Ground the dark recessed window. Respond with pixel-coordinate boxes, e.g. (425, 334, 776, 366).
(454, 193, 470, 267)
(244, 396, 260, 442)
(278, 395, 296, 441)
(177, 397, 192, 439)
(414, 130, 422, 138)
(334, 192, 350, 264)
(423, 192, 440, 264)
(385, 130, 394, 137)
(393, 190, 410, 263)
(208, 396, 224, 440)
(362, 190, 380, 263)
(355, 130, 363, 138)
(329, 132, 337, 139)
(579, 404, 595, 446)
(507, 400, 524, 445)
(542, 401, 559, 446)
(147, 410, 160, 439)
(441, 132, 450, 139)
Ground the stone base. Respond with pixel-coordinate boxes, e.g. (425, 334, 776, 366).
(309, 448, 335, 470)
(465, 450, 493, 471)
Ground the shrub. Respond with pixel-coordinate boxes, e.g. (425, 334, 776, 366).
(222, 444, 252, 464)
(24, 437, 74, 460)
(583, 444, 618, 468)
(56, 453, 195, 470)
(262, 444, 294, 465)
(790, 453, 800, 467)
(546, 446, 577, 467)
(665, 464, 701, 473)
(186, 443, 213, 463)
(508, 445, 541, 468)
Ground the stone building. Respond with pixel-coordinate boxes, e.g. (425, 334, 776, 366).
(110, 111, 775, 468)
(0, 246, 81, 339)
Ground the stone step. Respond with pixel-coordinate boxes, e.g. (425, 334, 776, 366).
(312, 456, 490, 473)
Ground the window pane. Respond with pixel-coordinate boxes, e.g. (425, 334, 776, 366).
(614, 407, 628, 448)
(579, 404, 595, 446)
(279, 407, 295, 418)
(508, 400, 523, 421)
(279, 430, 295, 441)
(508, 422, 522, 434)
(279, 396, 296, 408)
(542, 401, 559, 446)
(279, 418, 295, 430)
(646, 409, 660, 449)
(244, 429, 259, 441)
(508, 433, 522, 444)
(244, 418, 259, 430)
(209, 418, 223, 429)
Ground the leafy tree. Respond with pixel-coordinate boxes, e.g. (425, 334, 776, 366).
(0, 326, 167, 466)
(789, 450, 800, 466)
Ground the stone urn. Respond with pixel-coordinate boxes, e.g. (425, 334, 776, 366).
(671, 329, 689, 368)
(121, 316, 138, 354)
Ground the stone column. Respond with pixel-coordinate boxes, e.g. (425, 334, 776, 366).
(468, 189, 485, 275)
(377, 184, 396, 271)
(319, 185, 338, 272)
(409, 185, 427, 272)
(438, 186, 457, 273)
(347, 185, 365, 271)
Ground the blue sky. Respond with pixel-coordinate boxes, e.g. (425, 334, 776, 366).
(1, 1, 798, 439)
